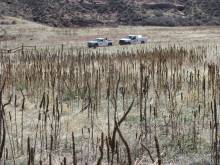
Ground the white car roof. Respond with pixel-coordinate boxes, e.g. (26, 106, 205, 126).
(96, 38, 105, 40)
(128, 35, 142, 37)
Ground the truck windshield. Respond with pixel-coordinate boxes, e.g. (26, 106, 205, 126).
(96, 39, 103, 42)
(128, 36, 136, 40)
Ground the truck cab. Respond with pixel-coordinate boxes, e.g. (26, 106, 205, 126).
(87, 38, 113, 48)
(119, 35, 147, 45)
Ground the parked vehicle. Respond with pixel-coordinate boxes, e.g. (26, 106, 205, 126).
(87, 38, 113, 48)
(119, 35, 147, 45)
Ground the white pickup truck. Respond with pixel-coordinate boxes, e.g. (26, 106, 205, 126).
(87, 38, 113, 48)
(119, 35, 147, 45)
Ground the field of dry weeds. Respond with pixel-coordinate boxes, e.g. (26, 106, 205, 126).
(0, 17, 220, 165)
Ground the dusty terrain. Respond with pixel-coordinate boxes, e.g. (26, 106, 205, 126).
(0, 17, 220, 49)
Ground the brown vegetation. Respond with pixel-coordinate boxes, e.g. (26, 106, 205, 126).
(0, 43, 219, 164)
(0, 0, 220, 27)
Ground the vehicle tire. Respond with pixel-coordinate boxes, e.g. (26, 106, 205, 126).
(94, 44, 98, 49)
(108, 43, 113, 46)
(141, 41, 145, 44)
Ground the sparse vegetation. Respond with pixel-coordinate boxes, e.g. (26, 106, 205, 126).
(0, 41, 219, 164)
(0, 13, 219, 165)
(0, 0, 220, 27)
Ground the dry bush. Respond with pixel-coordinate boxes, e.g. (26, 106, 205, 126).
(0, 44, 219, 164)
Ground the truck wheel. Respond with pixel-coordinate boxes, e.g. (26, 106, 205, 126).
(108, 43, 113, 46)
(141, 41, 145, 44)
(94, 44, 98, 48)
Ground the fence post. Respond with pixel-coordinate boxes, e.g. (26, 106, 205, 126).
(61, 44, 64, 55)
(21, 44, 24, 54)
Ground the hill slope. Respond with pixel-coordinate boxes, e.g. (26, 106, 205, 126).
(0, 0, 220, 27)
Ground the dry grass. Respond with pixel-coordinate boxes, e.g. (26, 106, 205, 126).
(0, 17, 220, 165)
(0, 16, 220, 49)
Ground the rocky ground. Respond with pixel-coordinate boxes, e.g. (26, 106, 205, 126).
(0, 0, 220, 27)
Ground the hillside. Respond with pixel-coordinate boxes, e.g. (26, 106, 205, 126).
(0, 0, 220, 27)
